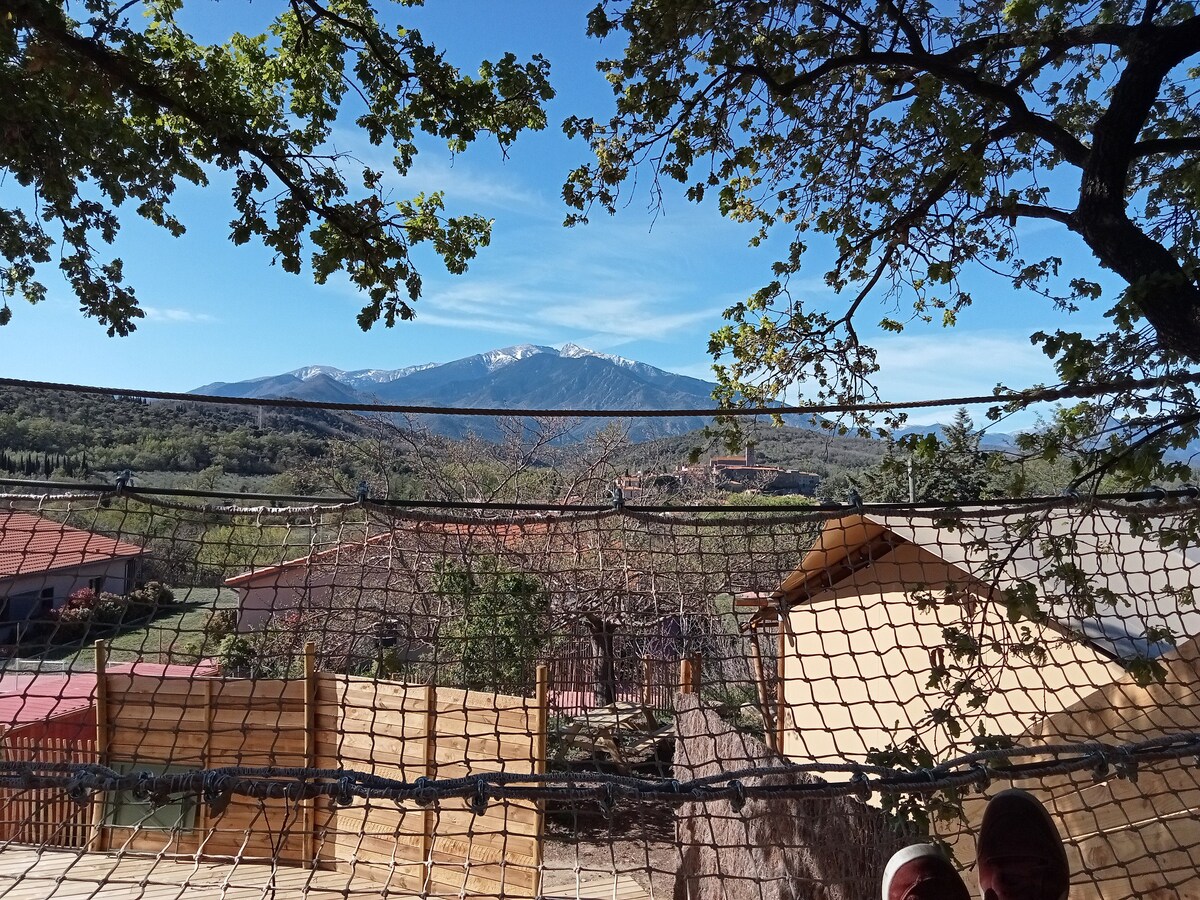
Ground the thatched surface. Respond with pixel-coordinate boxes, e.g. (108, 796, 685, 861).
(672, 695, 910, 900)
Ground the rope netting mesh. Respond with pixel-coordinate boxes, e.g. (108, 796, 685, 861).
(0, 423, 1199, 898)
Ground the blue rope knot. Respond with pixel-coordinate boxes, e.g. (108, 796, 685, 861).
(728, 779, 747, 812)
(412, 776, 437, 807)
(850, 768, 872, 800)
(1090, 750, 1110, 781)
(599, 782, 618, 817)
(970, 763, 991, 791)
(131, 771, 156, 803)
(335, 776, 355, 807)
(610, 484, 625, 510)
(65, 775, 91, 806)
(468, 780, 489, 816)
(1115, 749, 1139, 784)
(204, 774, 233, 817)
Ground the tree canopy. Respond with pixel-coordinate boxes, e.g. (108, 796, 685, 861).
(566, 0, 1200, 485)
(1, 1, 553, 334)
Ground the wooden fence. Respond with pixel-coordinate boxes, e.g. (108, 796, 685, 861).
(83, 646, 547, 899)
(318, 674, 546, 898)
(0, 736, 95, 848)
(543, 649, 677, 718)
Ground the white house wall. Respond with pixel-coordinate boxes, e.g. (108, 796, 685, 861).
(780, 541, 1122, 765)
(0, 558, 141, 643)
(0, 559, 140, 608)
(235, 569, 337, 631)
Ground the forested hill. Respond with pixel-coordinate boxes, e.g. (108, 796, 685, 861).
(615, 424, 886, 478)
(0, 387, 363, 476)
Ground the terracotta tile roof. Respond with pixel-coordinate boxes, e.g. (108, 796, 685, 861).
(0, 661, 218, 727)
(0, 512, 145, 581)
(224, 520, 562, 588)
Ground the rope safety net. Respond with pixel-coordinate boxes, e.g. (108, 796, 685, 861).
(0, 386, 1199, 900)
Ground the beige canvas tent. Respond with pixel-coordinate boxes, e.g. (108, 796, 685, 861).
(743, 506, 1200, 898)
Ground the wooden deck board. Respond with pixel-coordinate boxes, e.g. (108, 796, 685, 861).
(542, 874, 652, 900)
(0, 848, 651, 900)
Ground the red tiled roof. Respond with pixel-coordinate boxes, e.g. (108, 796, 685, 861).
(223, 530, 396, 587)
(224, 521, 560, 588)
(0, 512, 145, 580)
(0, 661, 218, 727)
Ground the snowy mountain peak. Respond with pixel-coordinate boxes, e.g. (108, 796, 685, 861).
(289, 363, 437, 388)
(476, 344, 556, 372)
(558, 343, 639, 369)
(290, 365, 345, 381)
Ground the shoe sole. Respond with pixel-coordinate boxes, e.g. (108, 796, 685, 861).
(985, 788, 1066, 849)
(882, 844, 947, 900)
(980, 788, 1070, 899)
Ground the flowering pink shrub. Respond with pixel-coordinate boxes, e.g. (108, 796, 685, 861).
(65, 587, 97, 611)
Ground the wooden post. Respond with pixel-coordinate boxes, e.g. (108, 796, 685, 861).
(747, 627, 778, 752)
(197, 678, 213, 835)
(533, 664, 549, 898)
(678, 656, 694, 695)
(303, 641, 316, 868)
(421, 682, 438, 880)
(640, 655, 652, 709)
(88, 640, 109, 852)
(776, 615, 788, 753)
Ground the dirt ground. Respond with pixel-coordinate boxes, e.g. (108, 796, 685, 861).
(542, 801, 679, 900)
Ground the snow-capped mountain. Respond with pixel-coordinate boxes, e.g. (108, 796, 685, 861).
(190, 344, 724, 441)
(287, 363, 439, 389)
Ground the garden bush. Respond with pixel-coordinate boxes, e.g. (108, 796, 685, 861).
(49, 605, 93, 642)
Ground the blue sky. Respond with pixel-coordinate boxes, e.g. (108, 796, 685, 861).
(0, 1, 1120, 427)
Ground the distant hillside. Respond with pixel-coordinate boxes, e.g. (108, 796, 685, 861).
(0, 387, 364, 477)
(189, 344, 733, 441)
(615, 424, 887, 478)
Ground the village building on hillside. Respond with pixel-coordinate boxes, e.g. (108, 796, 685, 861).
(617, 447, 821, 501)
(0, 512, 145, 645)
(708, 447, 821, 496)
(740, 507, 1200, 899)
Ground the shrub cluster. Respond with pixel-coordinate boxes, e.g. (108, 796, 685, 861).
(47, 582, 176, 643)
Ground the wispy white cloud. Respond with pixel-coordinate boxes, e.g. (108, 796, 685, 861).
(413, 311, 554, 339)
(141, 307, 217, 324)
(872, 332, 1053, 427)
(326, 129, 549, 216)
(540, 295, 723, 339)
(666, 361, 721, 383)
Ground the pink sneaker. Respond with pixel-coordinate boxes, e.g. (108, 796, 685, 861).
(977, 789, 1070, 900)
(883, 845, 971, 900)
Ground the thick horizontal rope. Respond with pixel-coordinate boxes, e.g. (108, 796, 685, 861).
(1, 734, 1192, 810)
(1, 478, 1198, 520)
(2, 370, 1199, 418)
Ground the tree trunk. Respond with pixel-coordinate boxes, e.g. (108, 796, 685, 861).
(587, 617, 618, 707)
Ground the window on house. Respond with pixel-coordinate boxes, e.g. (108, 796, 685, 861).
(88, 576, 105, 594)
(124, 559, 139, 590)
(1, 592, 37, 624)
(105, 763, 198, 832)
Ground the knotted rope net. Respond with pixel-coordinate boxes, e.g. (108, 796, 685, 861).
(0, 404, 1198, 900)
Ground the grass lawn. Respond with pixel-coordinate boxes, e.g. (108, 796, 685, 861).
(45, 587, 240, 668)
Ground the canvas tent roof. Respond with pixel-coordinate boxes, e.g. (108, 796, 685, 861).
(767, 506, 1200, 662)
